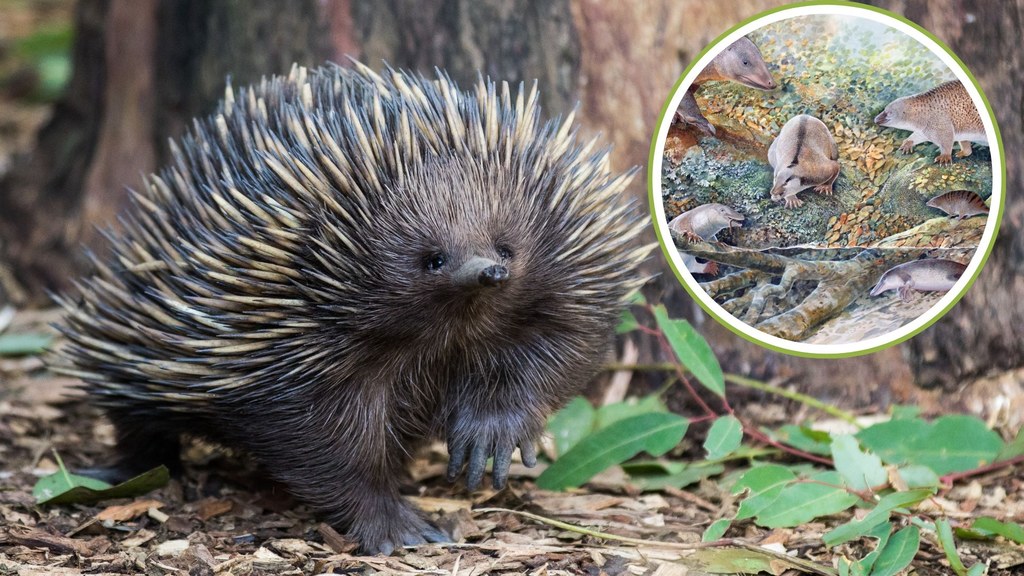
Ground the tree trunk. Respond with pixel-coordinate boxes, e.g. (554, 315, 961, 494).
(0, 0, 331, 303)
(861, 1, 1024, 392)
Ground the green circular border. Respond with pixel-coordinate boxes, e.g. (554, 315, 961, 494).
(647, 0, 1006, 359)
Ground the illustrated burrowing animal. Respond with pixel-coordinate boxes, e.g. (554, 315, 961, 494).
(869, 258, 967, 301)
(668, 203, 744, 276)
(874, 80, 986, 164)
(768, 114, 840, 208)
(926, 189, 989, 220)
(674, 36, 776, 135)
(51, 62, 652, 554)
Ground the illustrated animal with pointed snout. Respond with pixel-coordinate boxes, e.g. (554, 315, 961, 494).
(869, 259, 967, 301)
(874, 80, 986, 164)
(675, 37, 777, 135)
(669, 203, 745, 276)
(768, 114, 840, 208)
(926, 190, 989, 220)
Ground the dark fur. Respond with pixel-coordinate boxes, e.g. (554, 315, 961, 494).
(53, 63, 649, 554)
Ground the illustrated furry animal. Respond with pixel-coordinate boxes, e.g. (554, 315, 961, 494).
(926, 189, 989, 219)
(874, 80, 986, 164)
(669, 203, 744, 276)
(768, 114, 840, 208)
(675, 37, 776, 135)
(53, 63, 651, 554)
(869, 259, 967, 301)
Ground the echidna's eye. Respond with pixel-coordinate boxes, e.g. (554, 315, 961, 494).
(425, 253, 447, 272)
(496, 245, 514, 260)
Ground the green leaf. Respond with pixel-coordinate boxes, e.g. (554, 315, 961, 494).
(693, 546, 838, 576)
(594, 394, 666, 430)
(858, 415, 1003, 475)
(936, 518, 967, 576)
(823, 488, 934, 547)
(773, 425, 833, 456)
(857, 419, 929, 465)
(971, 517, 1024, 544)
(616, 309, 640, 334)
(733, 464, 797, 520)
(630, 463, 724, 492)
(620, 459, 685, 475)
(0, 333, 53, 356)
(754, 471, 859, 528)
(890, 405, 921, 420)
(536, 412, 688, 490)
(894, 464, 941, 488)
(996, 426, 1024, 461)
(857, 522, 895, 574)
(547, 397, 596, 457)
(652, 305, 724, 396)
(871, 526, 920, 576)
(702, 518, 731, 542)
(704, 415, 743, 460)
(33, 470, 111, 502)
(830, 434, 887, 491)
(965, 565, 986, 576)
(35, 466, 170, 506)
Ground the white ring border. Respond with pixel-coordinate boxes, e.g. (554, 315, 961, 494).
(650, 3, 1003, 356)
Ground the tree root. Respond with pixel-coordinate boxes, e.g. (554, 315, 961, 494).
(670, 216, 981, 342)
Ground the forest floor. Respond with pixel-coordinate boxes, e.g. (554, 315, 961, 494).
(2, 308, 1024, 576)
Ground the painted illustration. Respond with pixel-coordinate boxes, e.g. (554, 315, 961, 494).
(659, 13, 997, 346)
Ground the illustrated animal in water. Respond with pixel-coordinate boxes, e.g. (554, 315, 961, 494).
(669, 203, 744, 276)
(874, 80, 986, 164)
(925, 189, 989, 220)
(674, 37, 776, 136)
(768, 114, 840, 208)
(869, 259, 967, 301)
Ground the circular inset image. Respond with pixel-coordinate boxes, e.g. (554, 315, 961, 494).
(650, 2, 1004, 358)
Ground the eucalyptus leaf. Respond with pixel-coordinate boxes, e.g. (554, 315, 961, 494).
(733, 464, 796, 520)
(35, 466, 170, 506)
(704, 415, 743, 460)
(753, 471, 859, 528)
(547, 397, 596, 457)
(871, 526, 920, 576)
(702, 518, 731, 542)
(823, 488, 934, 547)
(830, 434, 887, 491)
(594, 394, 666, 430)
(970, 517, 1024, 544)
(537, 412, 688, 490)
(652, 305, 724, 396)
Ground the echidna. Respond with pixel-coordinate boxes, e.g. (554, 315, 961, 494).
(53, 62, 651, 554)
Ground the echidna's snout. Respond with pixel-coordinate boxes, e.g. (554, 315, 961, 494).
(479, 264, 509, 287)
(874, 110, 889, 125)
(454, 256, 509, 288)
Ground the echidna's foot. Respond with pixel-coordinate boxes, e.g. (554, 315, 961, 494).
(935, 153, 953, 164)
(899, 139, 915, 154)
(446, 412, 540, 490)
(813, 183, 834, 196)
(704, 262, 719, 276)
(956, 149, 972, 158)
(350, 505, 450, 555)
(783, 196, 804, 209)
(86, 422, 183, 484)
